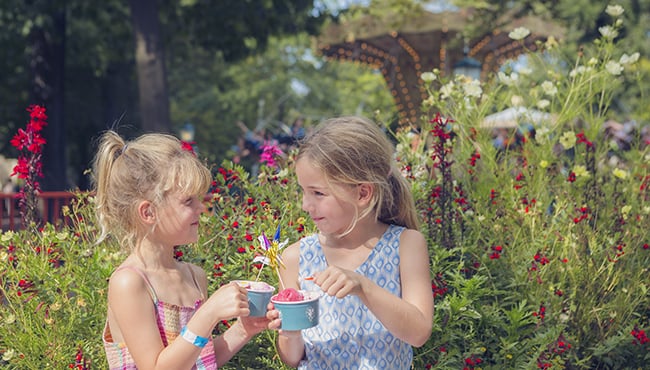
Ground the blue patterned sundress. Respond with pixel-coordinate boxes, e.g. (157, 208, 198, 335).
(298, 224, 413, 370)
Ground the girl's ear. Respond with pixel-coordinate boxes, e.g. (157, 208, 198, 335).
(137, 201, 155, 224)
(357, 183, 374, 204)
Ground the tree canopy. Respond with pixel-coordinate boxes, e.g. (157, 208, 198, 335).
(0, 0, 648, 190)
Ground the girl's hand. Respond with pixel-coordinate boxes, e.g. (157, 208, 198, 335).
(238, 314, 270, 337)
(313, 266, 363, 299)
(205, 282, 250, 322)
(266, 303, 302, 338)
(265, 302, 282, 330)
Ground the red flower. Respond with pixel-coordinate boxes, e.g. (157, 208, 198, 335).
(631, 326, 649, 345)
(181, 141, 196, 155)
(567, 172, 576, 183)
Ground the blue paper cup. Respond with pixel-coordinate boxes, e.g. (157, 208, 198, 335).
(271, 290, 320, 330)
(234, 281, 275, 317)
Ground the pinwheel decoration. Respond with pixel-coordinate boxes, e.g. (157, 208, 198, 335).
(253, 224, 289, 288)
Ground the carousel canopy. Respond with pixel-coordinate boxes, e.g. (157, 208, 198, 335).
(317, 8, 564, 124)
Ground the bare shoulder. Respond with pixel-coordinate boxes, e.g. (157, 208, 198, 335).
(399, 228, 427, 250)
(281, 239, 302, 266)
(108, 266, 148, 296)
(107, 265, 156, 319)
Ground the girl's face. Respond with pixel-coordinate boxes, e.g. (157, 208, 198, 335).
(155, 191, 205, 246)
(296, 158, 358, 236)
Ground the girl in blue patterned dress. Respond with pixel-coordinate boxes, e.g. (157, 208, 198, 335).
(268, 116, 434, 369)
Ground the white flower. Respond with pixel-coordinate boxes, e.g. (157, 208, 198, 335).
(511, 95, 524, 107)
(621, 204, 632, 216)
(560, 131, 577, 150)
(5, 313, 16, 324)
(599, 25, 619, 40)
(2, 349, 15, 362)
(569, 65, 592, 77)
(422, 95, 435, 108)
(535, 127, 551, 145)
(545, 36, 559, 49)
(498, 71, 518, 86)
(541, 81, 558, 96)
(509, 27, 530, 40)
(440, 81, 454, 99)
(1, 231, 14, 243)
(462, 78, 482, 98)
(421, 71, 436, 82)
(606, 4, 624, 17)
(518, 66, 532, 75)
(573, 165, 590, 178)
(605, 60, 623, 75)
(536, 99, 550, 110)
(620, 52, 639, 65)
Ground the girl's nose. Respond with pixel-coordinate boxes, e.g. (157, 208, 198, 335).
(198, 197, 207, 213)
(301, 194, 310, 212)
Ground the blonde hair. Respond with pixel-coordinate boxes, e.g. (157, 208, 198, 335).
(297, 116, 419, 232)
(91, 130, 212, 252)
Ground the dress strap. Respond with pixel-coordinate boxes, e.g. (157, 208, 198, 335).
(185, 263, 205, 300)
(114, 265, 159, 304)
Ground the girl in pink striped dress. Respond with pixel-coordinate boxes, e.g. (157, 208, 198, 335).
(93, 130, 270, 369)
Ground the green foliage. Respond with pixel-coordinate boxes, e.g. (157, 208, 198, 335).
(1, 4, 649, 369)
(169, 33, 395, 167)
(0, 193, 114, 368)
(407, 7, 650, 368)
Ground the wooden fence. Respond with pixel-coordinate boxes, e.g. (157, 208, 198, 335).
(0, 191, 77, 231)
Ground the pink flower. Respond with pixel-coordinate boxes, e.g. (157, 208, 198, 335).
(260, 142, 284, 168)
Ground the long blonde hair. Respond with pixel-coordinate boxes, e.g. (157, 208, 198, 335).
(297, 116, 419, 232)
(91, 130, 212, 252)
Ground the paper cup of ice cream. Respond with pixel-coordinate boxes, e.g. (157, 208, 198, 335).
(234, 280, 276, 317)
(271, 288, 320, 330)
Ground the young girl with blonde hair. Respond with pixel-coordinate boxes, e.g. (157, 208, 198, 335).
(269, 116, 433, 369)
(95, 130, 268, 369)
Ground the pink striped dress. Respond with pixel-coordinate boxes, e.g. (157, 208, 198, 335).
(103, 265, 218, 369)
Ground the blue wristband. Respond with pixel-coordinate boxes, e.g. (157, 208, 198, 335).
(180, 326, 209, 348)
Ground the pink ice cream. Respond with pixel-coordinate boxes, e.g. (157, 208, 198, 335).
(275, 288, 304, 302)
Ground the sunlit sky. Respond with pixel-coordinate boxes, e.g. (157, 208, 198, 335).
(313, 0, 458, 15)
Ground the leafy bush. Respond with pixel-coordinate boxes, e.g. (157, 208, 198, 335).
(1, 5, 649, 370)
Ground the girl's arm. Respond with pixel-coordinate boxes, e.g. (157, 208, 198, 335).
(367, 229, 433, 346)
(317, 229, 433, 347)
(273, 242, 307, 367)
(200, 264, 269, 365)
(109, 267, 252, 370)
(109, 268, 204, 370)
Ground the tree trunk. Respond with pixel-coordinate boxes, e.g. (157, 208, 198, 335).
(129, 0, 171, 134)
(29, 6, 67, 192)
